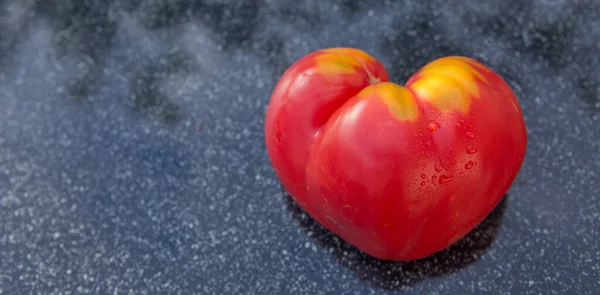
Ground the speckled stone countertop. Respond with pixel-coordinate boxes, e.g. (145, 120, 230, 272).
(1, 0, 598, 294)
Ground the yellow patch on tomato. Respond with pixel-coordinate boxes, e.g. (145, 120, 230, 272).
(322, 48, 380, 84)
(408, 57, 486, 113)
(313, 52, 363, 76)
(360, 82, 418, 121)
(322, 48, 377, 65)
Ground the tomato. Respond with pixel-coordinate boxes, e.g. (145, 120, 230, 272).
(264, 48, 527, 261)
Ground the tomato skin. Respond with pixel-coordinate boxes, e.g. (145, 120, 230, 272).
(264, 48, 527, 261)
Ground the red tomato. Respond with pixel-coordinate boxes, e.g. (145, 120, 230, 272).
(264, 48, 527, 261)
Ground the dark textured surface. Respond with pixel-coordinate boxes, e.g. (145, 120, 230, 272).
(1, 0, 599, 294)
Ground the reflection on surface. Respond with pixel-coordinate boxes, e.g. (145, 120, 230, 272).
(282, 188, 508, 289)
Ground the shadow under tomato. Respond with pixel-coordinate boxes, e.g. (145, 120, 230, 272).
(282, 188, 508, 289)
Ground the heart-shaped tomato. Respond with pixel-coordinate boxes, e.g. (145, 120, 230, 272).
(264, 48, 527, 261)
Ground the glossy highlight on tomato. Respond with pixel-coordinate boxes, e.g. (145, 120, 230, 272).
(264, 48, 527, 261)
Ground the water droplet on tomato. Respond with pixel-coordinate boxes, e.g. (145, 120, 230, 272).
(428, 120, 441, 132)
(450, 159, 457, 166)
(444, 164, 451, 171)
(420, 173, 427, 179)
(420, 181, 427, 186)
(438, 175, 454, 184)
(425, 140, 432, 146)
(434, 158, 443, 172)
(465, 161, 474, 170)
(466, 131, 475, 139)
(467, 145, 478, 154)
(431, 175, 437, 183)
(426, 152, 433, 158)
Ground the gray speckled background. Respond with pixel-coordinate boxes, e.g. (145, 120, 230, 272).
(0, 0, 598, 294)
